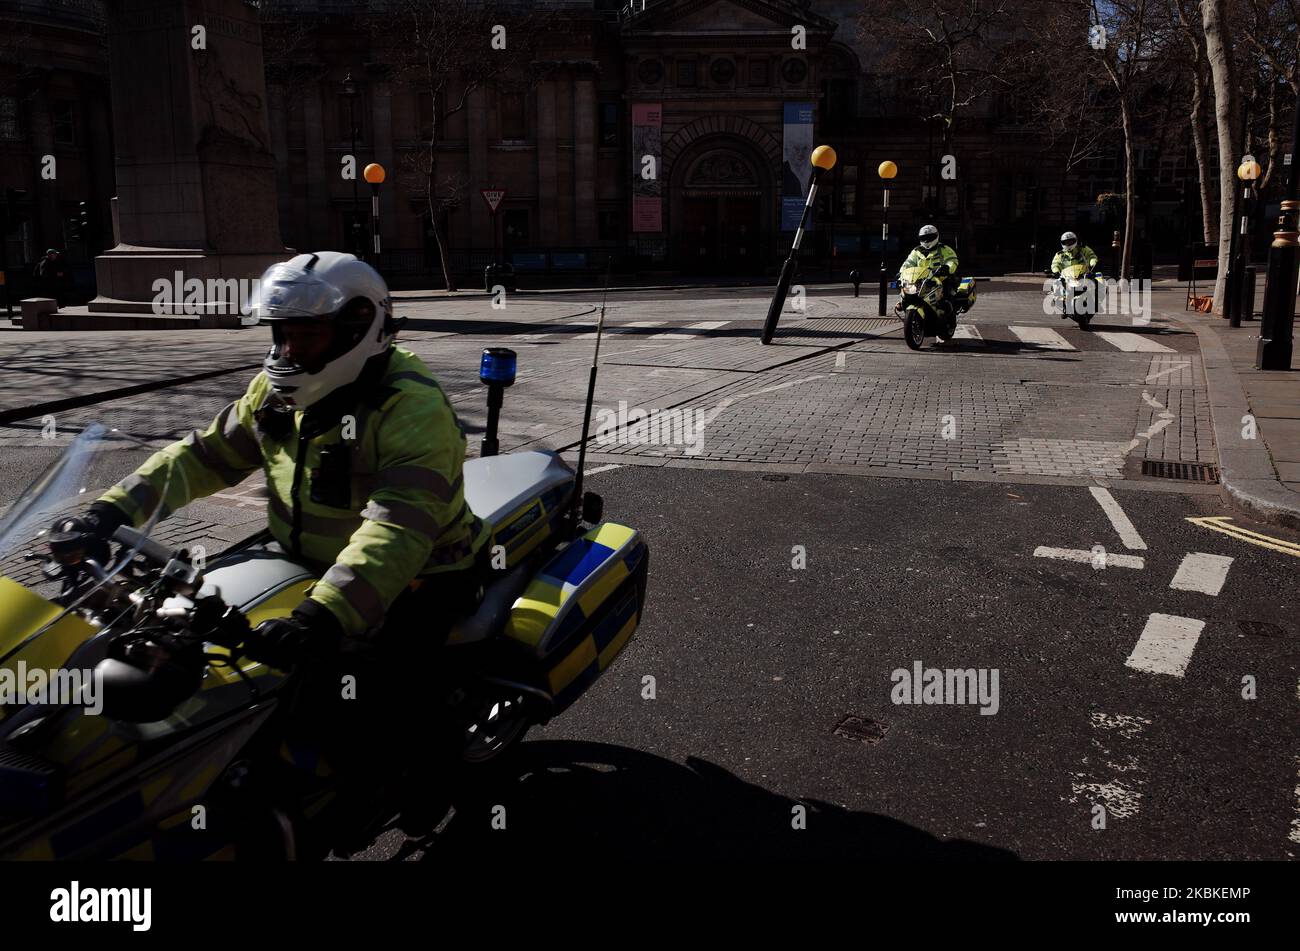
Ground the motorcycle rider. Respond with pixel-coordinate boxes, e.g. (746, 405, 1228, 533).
(53, 251, 491, 833)
(899, 224, 959, 314)
(1050, 232, 1099, 278)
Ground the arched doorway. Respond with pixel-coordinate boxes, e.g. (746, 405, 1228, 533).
(671, 139, 771, 274)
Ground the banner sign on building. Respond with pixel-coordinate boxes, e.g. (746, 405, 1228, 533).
(632, 103, 662, 232)
(781, 102, 814, 231)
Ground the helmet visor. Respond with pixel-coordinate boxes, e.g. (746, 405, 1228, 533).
(248, 262, 350, 321)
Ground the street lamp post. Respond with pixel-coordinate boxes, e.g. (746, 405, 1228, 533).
(342, 72, 360, 258)
(877, 160, 897, 316)
(1256, 97, 1300, 370)
(762, 144, 836, 345)
(1227, 158, 1258, 327)
(364, 163, 386, 269)
(1229, 158, 1261, 327)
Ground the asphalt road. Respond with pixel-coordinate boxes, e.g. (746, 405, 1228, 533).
(361, 466, 1299, 862)
(1, 284, 1296, 862)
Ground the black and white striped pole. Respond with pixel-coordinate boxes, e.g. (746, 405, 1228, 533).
(364, 163, 385, 269)
(763, 144, 837, 345)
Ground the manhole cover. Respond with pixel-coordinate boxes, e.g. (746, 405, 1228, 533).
(1141, 460, 1219, 483)
(833, 715, 888, 745)
(762, 474, 790, 482)
(1238, 620, 1285, 638)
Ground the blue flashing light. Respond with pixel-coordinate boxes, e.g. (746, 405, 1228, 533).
(479, 347, 517, 386)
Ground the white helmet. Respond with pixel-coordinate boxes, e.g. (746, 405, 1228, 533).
(1060, 231, 1078, 247)
(918, 225, 939, 250)
(249, 252, 396, 410)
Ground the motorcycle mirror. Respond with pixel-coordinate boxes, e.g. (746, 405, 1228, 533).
(95, 652, 204, 723)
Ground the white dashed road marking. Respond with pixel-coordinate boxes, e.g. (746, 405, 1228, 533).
(583, 464, 622, 476)
(1033, 546, 1145, 569)
(952, 324, 984, 343)
(1168, 552, 1234, 595)
(1009, 325, 1076, 351)
(1089, 486, 1148, 551)
(1095, 332, 1176, 353)
(1125, 613, 1206, 677)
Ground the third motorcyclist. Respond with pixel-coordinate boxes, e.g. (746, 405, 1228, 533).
(1050, 231, 1099, 278)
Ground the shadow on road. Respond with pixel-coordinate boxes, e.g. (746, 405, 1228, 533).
(421, 740, 1019, 861)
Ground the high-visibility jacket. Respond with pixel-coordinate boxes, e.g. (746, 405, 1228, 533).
(98, 346, 489, 637)
(899, 243, 958, 278)
(1051, 245, 1099, 274)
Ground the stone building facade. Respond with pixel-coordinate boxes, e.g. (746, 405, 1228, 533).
(1, 0, 1202, 290)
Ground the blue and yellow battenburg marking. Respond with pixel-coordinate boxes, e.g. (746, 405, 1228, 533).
(491, 483, 571, 568)
(504, 522, 648, 711)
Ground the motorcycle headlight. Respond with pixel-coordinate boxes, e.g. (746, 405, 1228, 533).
(1069, 280, 1086, 290)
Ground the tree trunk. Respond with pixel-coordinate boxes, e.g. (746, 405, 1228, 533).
(424, 112, 458, 292)
(1119, 98, 1137, 281)
(1189, 59, 1217, 243)
(1200, 0, 1240, 315)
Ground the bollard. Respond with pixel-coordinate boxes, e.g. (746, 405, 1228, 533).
(1242, 264, 1257, 321)
(850, 269, 861, 298)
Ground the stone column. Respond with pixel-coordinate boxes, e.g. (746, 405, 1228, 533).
(91, 0, 288, 324)
(536, 79, 558, 246)
(468, 86, 490, 248)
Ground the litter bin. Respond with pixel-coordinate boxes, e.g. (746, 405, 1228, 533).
(485, 263, 516, 294)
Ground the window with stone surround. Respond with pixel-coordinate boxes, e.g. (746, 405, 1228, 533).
(0, 97, 20, 140)
(600, 102, 620, 148)
(501, 91, 527, 140)
(51, 99, 75, 147)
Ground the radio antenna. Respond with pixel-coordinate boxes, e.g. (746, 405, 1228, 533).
(570, 258, 612, 532)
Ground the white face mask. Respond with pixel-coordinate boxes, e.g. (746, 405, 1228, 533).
(920, 238, 938, 250)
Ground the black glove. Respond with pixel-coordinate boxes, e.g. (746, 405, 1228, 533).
(934, 264, 950, 277)
(244, 600, 344, 671)
(48, 502, 129, 567)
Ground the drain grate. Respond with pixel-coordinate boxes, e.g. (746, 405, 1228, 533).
(1238, 620, 1285, 638)
(833, 715, 888, 745)
(1141, 460, 1219, 483)
(762, 473, 790, 482)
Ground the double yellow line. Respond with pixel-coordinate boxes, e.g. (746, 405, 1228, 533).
(1186, 516, 1300, 558)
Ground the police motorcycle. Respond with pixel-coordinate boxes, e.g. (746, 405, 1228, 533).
(1051, 262, 1106, 331)
(0, 347, 649, 860)
(894, 263, 978, 351)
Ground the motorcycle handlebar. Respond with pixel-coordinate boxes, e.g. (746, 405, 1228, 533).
(111, 525, 175, 566)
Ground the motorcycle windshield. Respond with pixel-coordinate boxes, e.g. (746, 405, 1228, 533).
(0, 423, 177, 650)
(899, 265, 930, 284)
(1061, 263, 1088, 281)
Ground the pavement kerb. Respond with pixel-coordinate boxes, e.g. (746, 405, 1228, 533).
(1170, 310, 1300, 530)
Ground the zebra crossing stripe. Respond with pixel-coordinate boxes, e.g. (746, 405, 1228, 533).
(1008, 325, 1077, 351)
(952, 325, 984, 343)
(1095, 331, 1176, 353)
(649, 320, 730, 339)
(1169, 552, 1234, 595)
(573, 321, 664, 339)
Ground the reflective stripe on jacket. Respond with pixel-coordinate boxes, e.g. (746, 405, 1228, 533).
(900, 243, 958, 277)
(1051, 245, 1099, 274)
(98, 346, 489, 637)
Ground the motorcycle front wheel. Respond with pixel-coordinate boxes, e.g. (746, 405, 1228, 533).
(904, 310, 926, 350)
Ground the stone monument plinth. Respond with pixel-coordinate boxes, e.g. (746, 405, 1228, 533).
(90, 0, 288, 326)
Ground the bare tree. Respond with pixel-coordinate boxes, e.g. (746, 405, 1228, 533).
(857, 0, 1036, 258)
(1084, 0, 1170, 282)
(368, 0, 546, 291)
(1171, 0, 1218, 243)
